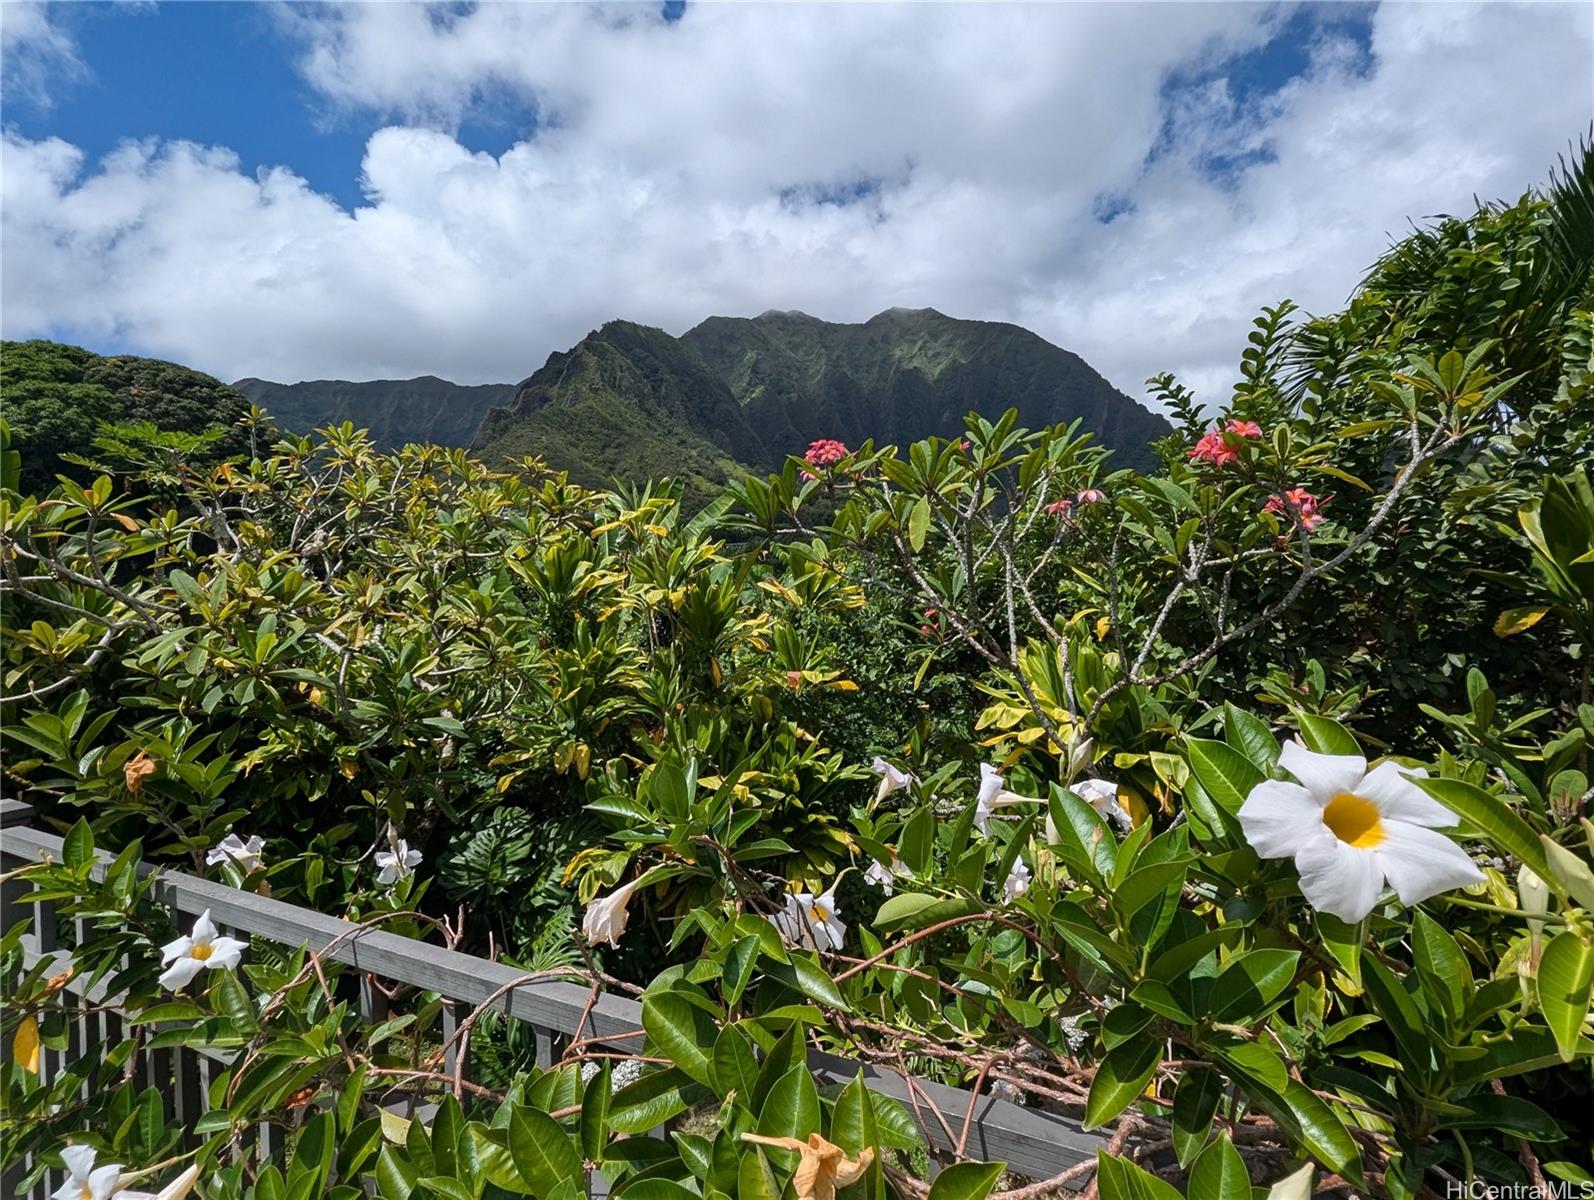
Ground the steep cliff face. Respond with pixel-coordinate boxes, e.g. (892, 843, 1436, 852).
(471, 321, 754, 507)
(232, 376, 516, 451)
(469, 308, 1170, 494)
(681, 308, 1170, 472)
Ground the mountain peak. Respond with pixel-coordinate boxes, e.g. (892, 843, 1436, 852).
(868, 306, 949, 321)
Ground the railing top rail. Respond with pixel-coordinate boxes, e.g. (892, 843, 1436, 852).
(0, 807, 1103, 1178)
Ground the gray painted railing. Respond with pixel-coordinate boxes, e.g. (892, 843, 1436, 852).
(0, 798, 1104, 1194)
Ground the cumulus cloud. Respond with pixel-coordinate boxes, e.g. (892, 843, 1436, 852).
(2, 1, 1590, 404)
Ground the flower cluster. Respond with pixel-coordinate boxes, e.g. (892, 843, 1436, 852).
(1189, 418, 1263, 466)
(1262, 487, 1328, 532)
(803, 439, 850, 468)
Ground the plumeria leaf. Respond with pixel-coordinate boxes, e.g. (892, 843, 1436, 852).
(1538, 931, 1594, 1062)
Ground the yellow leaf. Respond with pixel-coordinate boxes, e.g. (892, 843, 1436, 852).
(12, 1014, 39, 1074)
(379, 1108, 412, 1144)
(113, 513, 140, 532)
(1494, 606, 1549, 637)
(1095, 616, 1110, 641)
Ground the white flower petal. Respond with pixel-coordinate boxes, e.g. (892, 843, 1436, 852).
(1357, 762, 1454, 828)
(159, 936, 193, 966)
(60, 1144, 97, 1181)
(159, 956, 207, 990)
(1294, 837, 1385, 922)
(1237, 780, 1323, 859)
(1279, 741, 1366, 804)
(1374, 821, 1485, 905)
(205, 937, 247, 970)
(190, 910, 218, 945)
(88, 1165, 122, 1200)
(862, 860, 894, 895)
(977, 763, 1005, 807)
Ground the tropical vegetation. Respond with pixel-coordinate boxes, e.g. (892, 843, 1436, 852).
(1, 142, 1591, 1198)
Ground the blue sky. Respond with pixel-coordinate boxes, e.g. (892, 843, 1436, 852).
(2, 2, 1589, 396)
(4, 1, 539, 210)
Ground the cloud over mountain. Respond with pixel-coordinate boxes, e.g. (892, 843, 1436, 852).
(2, 1, 1589, 405)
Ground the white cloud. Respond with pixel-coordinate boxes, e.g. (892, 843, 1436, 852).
(0, 0, 86, 108)
(2, 1, 1590, 408)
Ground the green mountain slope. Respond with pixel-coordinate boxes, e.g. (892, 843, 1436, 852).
(2, 340, 250, 494)
(471, 308, 1170, 493)
(233, 376, 515, 451)
(682, 308, 1169, 472)
(472, 320, 762, 506)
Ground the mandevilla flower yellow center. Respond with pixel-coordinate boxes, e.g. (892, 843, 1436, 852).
(1322, 791, 1385, 848)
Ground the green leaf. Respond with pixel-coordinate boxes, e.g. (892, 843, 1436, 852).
(1207, 950, 1299, 1023)
(1436, 1093, 1563, 1141)
(1416, 777, 1553, 886)
(1222, 704, 1279, 770)
(609, 1067, 705, 1134)
(1294, 713, 1360, 756)
(831, 1071, 880, 1159)
(1412, 911, 1469, 1023)
(1184, 739, 1264, 815)
(927, 1161, 1005, 1200)
(507, 1107, 583, 1198)
(1094, 1152, 1184, 1200)
(908, 496, 932, 551)
(614, 1182, 701, 1200)
(580, 1059, 611, 1163)
(63, 818, 94, 871)
(1083, 1035, 1161, 1130)
(213, 972, 260, 1034)
(872, 892, 980, 934)
(721, 935, 760, 1007)
(711, 1025, 759, 1103)
(900, 808, 935, 876)
(1538, 931, 1594, 1062)
(758, 1064, 820, 1139)
(738, 1148, 781, 1200)
(1362, 956, 1432, 1074)
(642, 989, 719, 1087)
(1189, 1135, 1249, 1200)
(1541, 836, 1594, 910)
(764, 952, 849, 1011)
(1172, 1068, 1222, 1168)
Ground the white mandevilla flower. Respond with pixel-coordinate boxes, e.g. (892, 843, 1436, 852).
(1074, 777, 1133, 831)
(974, 763, 1044, 834)
(113, 1164, 201, 1200)
(205, 833, 265, 875)
(582, 877, 644, 948)
(1002, 859, 1032, 902)
(1044, 777, 1130, 845)
(375, 840, 423, 886)
(158, 909, 247, 991)
(55, 1145, 121, 1200)
(862, 854, 912, 896)
(869, 756, 916, 803)
(1237, 741, 1484, 922)
(772, 886, 846, 952)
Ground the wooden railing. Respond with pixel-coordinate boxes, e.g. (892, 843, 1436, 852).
(0, 798, 1104, 1196)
